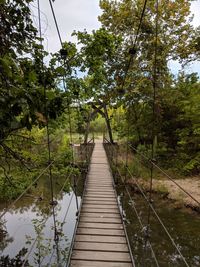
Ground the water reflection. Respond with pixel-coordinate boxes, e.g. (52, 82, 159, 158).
(0, 172, 85, 266)
(117, 185, 200, 267)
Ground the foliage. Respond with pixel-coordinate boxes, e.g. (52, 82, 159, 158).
(0, 248, 29, 266)
(98, 0, 200, 175)
(0, 0, 65, 176)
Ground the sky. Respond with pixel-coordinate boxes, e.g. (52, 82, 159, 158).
(31, 0, 101, 53)
(31, 0, 200, 76)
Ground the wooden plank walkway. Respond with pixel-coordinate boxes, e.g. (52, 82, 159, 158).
(69, 140, 133, 267)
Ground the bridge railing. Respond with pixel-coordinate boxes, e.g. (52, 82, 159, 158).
(103, 137, 196, 267)
(80, 136, 95, 167)
(65, 137, 95, 266)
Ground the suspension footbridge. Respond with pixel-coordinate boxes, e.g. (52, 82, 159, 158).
(69, 140, 134, 267)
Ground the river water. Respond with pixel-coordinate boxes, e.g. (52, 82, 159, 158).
(117, 185, 200, 267)
(0, 173, 84, 266)
(0, 172, 200, 266)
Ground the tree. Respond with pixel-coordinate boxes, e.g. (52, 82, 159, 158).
(98, 0, 200, 174)
(59, 28, 123, 143)
(0, 0, 64, 182)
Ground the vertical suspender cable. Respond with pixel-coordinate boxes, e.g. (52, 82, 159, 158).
(125, 111, 130, 180)
(37, 0, 59, 255)
(48, 0, 62, 46)
(49, 0, 73, 160)
(48, 0, 74, 164)
(146, 0, 159, 241)
(121, 0, 148, 92)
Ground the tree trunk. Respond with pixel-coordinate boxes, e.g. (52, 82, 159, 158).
(84, 119, 90, 144)
(103, 104, 114, 144)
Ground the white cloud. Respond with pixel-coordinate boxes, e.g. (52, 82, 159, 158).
(190, 0, 200, 27)
(31, 0, 101, 54)
(31, 0, 199, 75)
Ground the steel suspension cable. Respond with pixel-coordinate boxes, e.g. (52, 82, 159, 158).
(48, 0, 71, 72)
(0, 161, 54, 220)
(121, 0, 148, 91)
(62, 75, 73, 144)
(48, 0, 74, 158)
(104, 140, 159, 266)
(38, 0, 58, 248)
(48, 0, 62, 46)
(105, 140, 190, 266)
(21, 170, 74, 267)
(46, 174, 82, 266)
(125, 166, 190, 267)
(118, 147, 190, 267)
(116, 166, 159, 267)
(62, 76, 74, 164)
(125, 112, 130, 180)
(146, 0, 159, 246)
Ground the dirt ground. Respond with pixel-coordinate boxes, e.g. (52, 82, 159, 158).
(128, 176, 200, 211)
(154, 177, 200, 207)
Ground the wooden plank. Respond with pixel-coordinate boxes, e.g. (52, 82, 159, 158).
(78, 222, 123, 230)
(79, 217, 122, 224)
(86, 189, 114, 193)
(85, 193, 115, 196)
(85, 193, 115, 197)
(70, 260, 132, 267)
(87, 178, 112, 185)
(90, 161, 108, 164)
(71, 251, 131, 262)
(83, 201, 117, 204)
(77, 228, 125, 236)
(69, 142, 133, 267)
(88, 174, 111, 176)
(87, 183, 113, 185)
(86, 187, 113, 190)
(73, 242, 129, 252)
(85, 193, 116, 199)
(81, 214, 121, 219)
(87, 182, 113, 185)
(87, 177, 112, 179)
(82, 204, 117, 210)
(87, 187, 114, 189)
(84, 197, 116, 201)
(75, 235, 127, 243)
(84, 201, 117, 205)
(81, 208, 119, 214)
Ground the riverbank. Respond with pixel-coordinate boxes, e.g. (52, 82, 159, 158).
(127, 176, 200, 213)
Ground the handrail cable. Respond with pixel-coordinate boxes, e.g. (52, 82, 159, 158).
(125, 165, 190, 267)
(46, 170, 85, 266)
(0, 161, 54, 220)
(66, 141, 95, 267)
(103, 137, 158, 266)
(21, 169, 74, 267)
(128, 144, 200, 206)
(47, 192, 75, 266)
(116, 167, 159, 267)
(22, 140, 93, 266)
(11, 170, 73, 242)
(104, 139, 190, 266)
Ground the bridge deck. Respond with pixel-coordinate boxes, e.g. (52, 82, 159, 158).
(70, 140, 133, 267)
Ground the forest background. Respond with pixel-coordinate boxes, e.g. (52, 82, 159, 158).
(0, 0, 200, 200)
